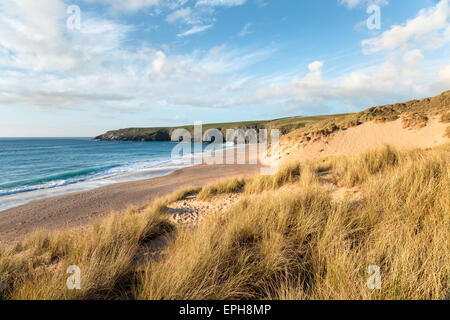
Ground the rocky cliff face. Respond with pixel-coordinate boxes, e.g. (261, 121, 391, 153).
(95, 128, 171, 142)
(94, 125, 271, 143)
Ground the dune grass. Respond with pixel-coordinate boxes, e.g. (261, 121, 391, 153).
(1, 145, 449, 300)
(198, 162, 301, 201)
(328, 145, 400, 187)
(197, 178, 246, 201)
(402, 113, 429, 129)
(0, 195, 176, 300)
(138, 145, 449, 300)
(441, 112, 450, 123)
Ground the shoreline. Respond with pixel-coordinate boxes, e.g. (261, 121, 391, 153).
(0, 162, 261, 243)
(2, 115, 448, 244)
(0, 143, 241, 212)
(0, 164, 186, 212)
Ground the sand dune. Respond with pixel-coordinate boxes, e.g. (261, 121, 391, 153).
(280, 117, 449, 162)
(1, 117, 448, 243)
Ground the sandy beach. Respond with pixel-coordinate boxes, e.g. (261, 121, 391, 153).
(0, 162, 260, 243)
(1, 116, 448, 244)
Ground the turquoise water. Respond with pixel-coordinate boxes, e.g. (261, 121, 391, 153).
(0, 138, 205, 210)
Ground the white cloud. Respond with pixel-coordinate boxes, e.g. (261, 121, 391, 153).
(152, 51, 166, 72)
(166, 7, 192, 24)
(308, 61, 324, 72)
(236, 41, 447, 113)
(0, 0, 73, 71)
(0, 0, 448, 122)
(163, 1, 224, 36)
(165, 5, 215, 26)
(0, 0, 271, 112)
(83, 0, 160, 12)
(432, 65, 450, 93)
(340, 0, 362, 9)
(195, 0, 247, 7)
(362, 0, 450, 54)
(238, 22, 252, 37)
(401, 49, 424, 78)
(0, 0, 136, 74)
(177, 24, 213, 37)
(339, 0, 388, 9)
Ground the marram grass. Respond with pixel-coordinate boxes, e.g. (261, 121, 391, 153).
(1, 145, 449, 300)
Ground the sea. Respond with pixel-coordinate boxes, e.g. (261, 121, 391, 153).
(0, 138, 215, 211)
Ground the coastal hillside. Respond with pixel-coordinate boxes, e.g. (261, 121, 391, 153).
(95, 90, 450, 142)
(94, 115, 351, 142)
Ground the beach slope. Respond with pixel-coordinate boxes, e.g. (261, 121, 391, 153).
(0, 164, 259, 243)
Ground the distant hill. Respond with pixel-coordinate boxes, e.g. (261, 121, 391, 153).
(95, 90, 450, 142)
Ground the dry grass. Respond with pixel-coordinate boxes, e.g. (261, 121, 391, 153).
(0, 197, 174, 300)
(441, 111, 450, 138)
(1, 145, 449, 300)
(402, 113, 429, 129)
(198, 178, 246, 201)
(440, 112, 450, 123)
(329, 145, 400, 187)
(244, 162, 301, 194)
(197, 162, 301, 200)
(138, 145, 450, 300)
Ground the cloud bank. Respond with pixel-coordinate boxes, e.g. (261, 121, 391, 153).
(0, 0, 448, 121)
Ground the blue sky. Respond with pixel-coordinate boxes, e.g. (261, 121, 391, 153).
(0, 0, 449, 137)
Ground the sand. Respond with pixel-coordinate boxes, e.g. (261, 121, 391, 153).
(280, 117, 449, 162)
(1, 118, 448, 243)
(0, 163, 260, 243)
(167, 193, 241, 226)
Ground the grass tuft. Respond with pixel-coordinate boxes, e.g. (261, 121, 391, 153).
(402, 113, 429, 129)
(197, 179, 246, 201)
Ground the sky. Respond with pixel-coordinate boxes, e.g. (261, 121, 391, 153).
(0, 0, 449, 137)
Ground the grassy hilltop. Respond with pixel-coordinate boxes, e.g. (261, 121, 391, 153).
(95, 90, 450, 142)
(94, 114, 351, 142)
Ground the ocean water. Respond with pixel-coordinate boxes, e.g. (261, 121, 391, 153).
(0, 138, 208, 211)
